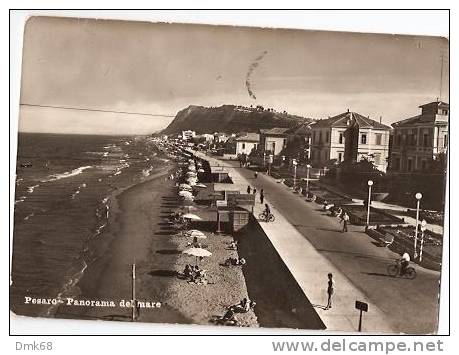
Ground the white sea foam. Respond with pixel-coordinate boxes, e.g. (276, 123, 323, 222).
(15, 196, 27, 204)
(24, 213, 34, 221)
(42, 166, 92, 182)
(27, 184, 40, 193)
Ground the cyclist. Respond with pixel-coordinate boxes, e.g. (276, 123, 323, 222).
(400, 252, 411, 275)
(264, 203, 271, 219)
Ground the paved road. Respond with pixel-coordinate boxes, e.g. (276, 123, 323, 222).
(232, 162, 441, 334)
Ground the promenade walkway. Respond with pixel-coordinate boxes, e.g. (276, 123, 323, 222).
(192, 151, 396, 333)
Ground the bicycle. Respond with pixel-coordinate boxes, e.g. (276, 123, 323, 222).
(258, 210, 275, 222)
(387, 260, 417, 279)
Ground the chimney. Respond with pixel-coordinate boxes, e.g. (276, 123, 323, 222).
(347, 108, 349, 113)
(379, 116, 382, 124)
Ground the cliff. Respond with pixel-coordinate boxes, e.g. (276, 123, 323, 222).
(162, 105, 313, 134)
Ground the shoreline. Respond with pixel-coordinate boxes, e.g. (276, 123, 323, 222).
(54, 163, 192, 323)
(54, 157, 258, 327)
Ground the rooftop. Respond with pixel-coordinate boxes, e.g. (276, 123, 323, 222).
(262, 127, 291, 136)
(419, 100, 449, 109)
(235, 133, 260, 142)
(311, 111, 391, 130)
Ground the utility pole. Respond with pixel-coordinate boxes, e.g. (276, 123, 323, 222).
(132, 262, 136, 321)
(439, 52, 445, 101)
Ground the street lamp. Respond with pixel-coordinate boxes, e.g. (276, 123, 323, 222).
(414, 192, 423, 258)
(306, 164, 311, 195)
(366, 180, 373, 227)
(292, 159, 298, 190)
(268, 154, 274, 175)
(419, 219, 427, 262)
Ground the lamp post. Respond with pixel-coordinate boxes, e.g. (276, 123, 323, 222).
(414, 193, 423, 258)
(268, 154, 273, 176)
(306, 164, 311, 195)
(292, 159, 298, 190)
(419, 219, 427, 262)
(366, 180, 373, 227)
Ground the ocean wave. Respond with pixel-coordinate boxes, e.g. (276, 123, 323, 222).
(142, 166, 154, 177)
(15, 196, 27, 204)
(70, 183, 87, 200)
(27, 184, 40, 194)
(94, 223, 107, 238)
(45, 260, 88, 317)
(41, 166, 92, 183)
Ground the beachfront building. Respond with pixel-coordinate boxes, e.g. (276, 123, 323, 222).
(310, 110, 391, 171)
(235, 133, 260, 156)
(285, 122, 313, 162)
(181, 130, 196, 140)
(259, 127, 289, 156)
(389, 101, 449, 172)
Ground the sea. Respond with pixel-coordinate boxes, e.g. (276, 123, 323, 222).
(11, 133, 169, 317)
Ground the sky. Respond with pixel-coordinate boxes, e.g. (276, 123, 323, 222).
(18, 16, 449, 135)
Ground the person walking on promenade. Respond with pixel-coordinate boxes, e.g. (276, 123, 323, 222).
(325, 273, 335, 310)
(260, 189, 264, 204)
(253, 188, 257, 196)
(254, 171, 258, 179)
(247, 185, 251, 194)
(341, 212, 349, 232)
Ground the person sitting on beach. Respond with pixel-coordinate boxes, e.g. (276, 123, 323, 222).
(228, 241, 238, 250)
(224, 257, 246, 266)
(187, 237, 202, 248)
(229, 297, 256, 313)
(221, 308, 236, 323)
(183, 264, 193, 278)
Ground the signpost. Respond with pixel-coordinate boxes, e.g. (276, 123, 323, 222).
(355, 300, 368, 332)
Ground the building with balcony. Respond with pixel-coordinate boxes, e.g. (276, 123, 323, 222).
(310, 110, 391, 171)
(389, 101, 448, 172)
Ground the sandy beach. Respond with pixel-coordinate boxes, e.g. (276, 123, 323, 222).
(57, 164, 257, 327)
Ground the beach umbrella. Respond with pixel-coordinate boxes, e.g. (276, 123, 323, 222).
(182, 247, 212, 263)
(197, 168, 205, 173)
(182, 213, 202, 221)
(186, 229, 207, 238)
(179, 190, 193, 197)
(194, 183, 207, 188)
